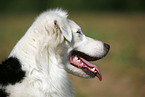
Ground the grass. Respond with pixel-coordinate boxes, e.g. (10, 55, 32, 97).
(0, 12, 145, 97)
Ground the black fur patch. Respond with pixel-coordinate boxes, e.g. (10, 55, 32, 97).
(0, 57, 26, 85)
(0, 89, 8, 97)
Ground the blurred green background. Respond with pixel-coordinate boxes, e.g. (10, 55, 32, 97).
(0, 0, 145, 97)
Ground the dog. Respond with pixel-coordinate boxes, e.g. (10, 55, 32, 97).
(0, 9, 110, 97)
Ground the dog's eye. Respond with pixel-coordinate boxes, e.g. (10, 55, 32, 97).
(76, 31, 81, 34)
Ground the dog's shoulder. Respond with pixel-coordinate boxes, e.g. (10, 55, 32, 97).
(0, 57, 26, 85)
(0, 57, 26, 97)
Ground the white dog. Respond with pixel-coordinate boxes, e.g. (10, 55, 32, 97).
(0, 9, 110, 97)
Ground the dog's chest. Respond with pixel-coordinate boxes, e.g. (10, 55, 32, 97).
(6, 71, 74, 97)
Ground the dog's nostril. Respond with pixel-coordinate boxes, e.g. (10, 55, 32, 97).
(104, 43, 110, 51)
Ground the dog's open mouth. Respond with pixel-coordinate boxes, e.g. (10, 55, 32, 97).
(69, 50, 102, 81)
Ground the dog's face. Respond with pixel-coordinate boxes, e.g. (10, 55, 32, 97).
(59, 19, 110, 81)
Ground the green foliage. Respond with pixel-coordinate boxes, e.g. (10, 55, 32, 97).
(0, 0, 145, 13)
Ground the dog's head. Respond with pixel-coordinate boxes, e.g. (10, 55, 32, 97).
(65, 20, 110, 81)
(43, 9, 110, 81)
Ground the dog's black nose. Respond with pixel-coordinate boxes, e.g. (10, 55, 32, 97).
(104, 43, 110, 51)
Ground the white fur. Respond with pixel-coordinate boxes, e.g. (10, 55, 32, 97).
(7, 9, 107, 97)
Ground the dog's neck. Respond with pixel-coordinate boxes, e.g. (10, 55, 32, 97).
(33, 48, 74, 97)
(9, 30, 74, 97)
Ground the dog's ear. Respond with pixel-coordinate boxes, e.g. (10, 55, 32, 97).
(54, 20, 72, 42)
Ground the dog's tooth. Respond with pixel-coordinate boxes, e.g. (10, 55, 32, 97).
(78, 59, 81, 63)
(91, 67, 96, 71)
(73, 56, 78, 61)
(81, 63, 84, 66)
(74, 56, 78, 60)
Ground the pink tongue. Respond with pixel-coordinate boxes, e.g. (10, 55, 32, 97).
(79, 57, 102, 81)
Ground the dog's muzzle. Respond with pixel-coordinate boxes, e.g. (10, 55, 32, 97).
(69, 43, 110, 81)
